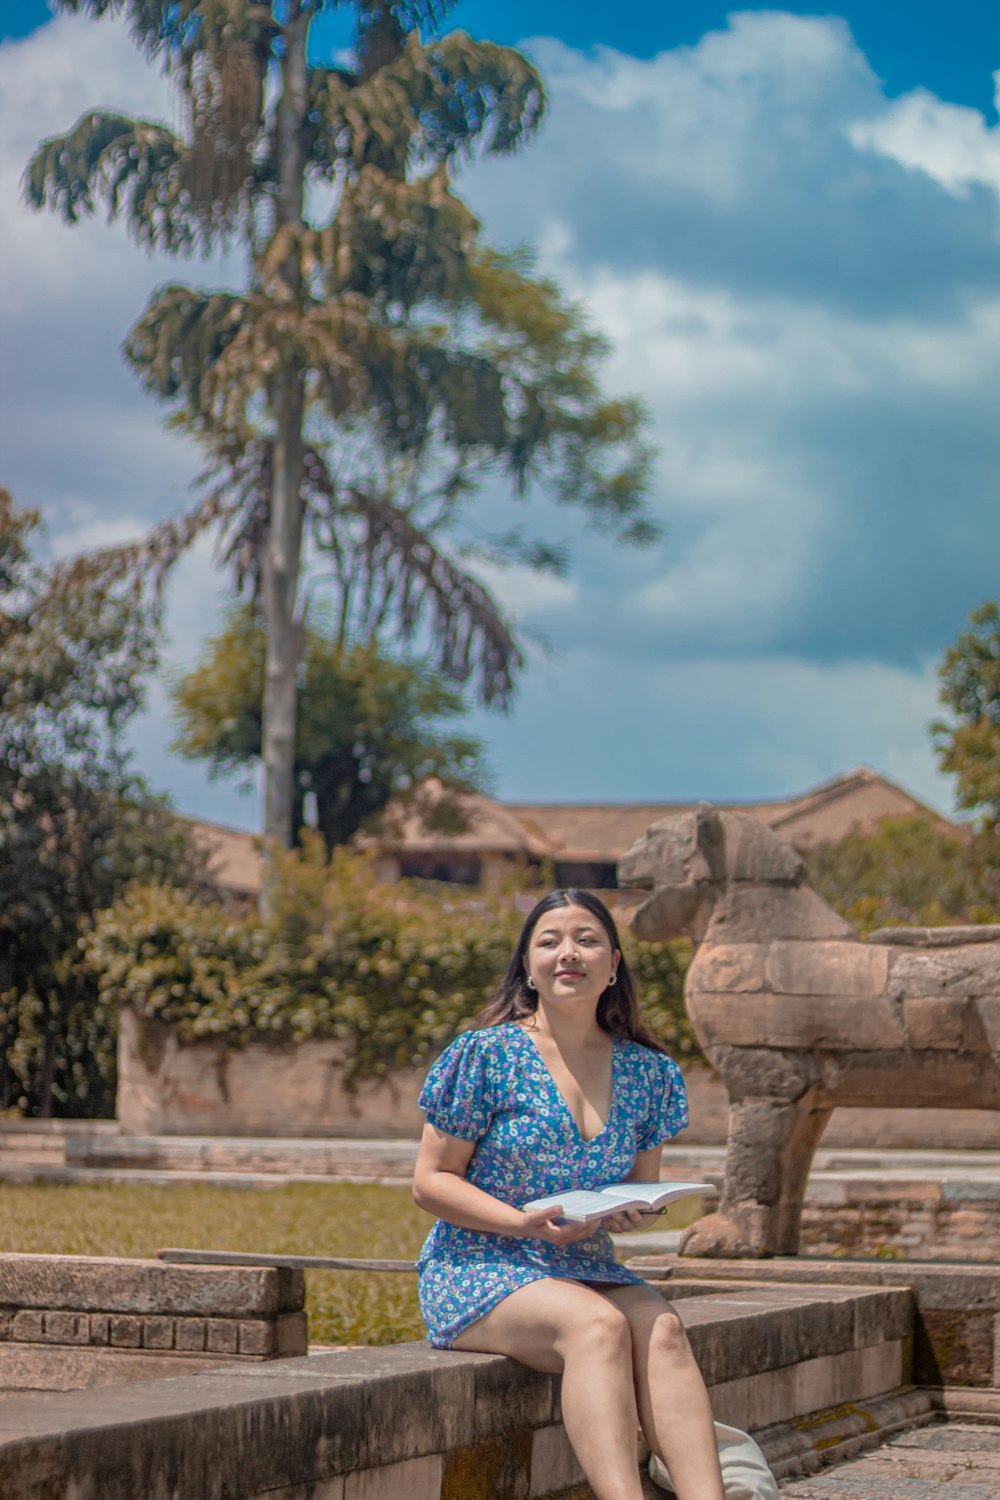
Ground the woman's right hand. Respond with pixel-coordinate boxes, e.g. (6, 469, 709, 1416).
(519, 1206, 596, 1245)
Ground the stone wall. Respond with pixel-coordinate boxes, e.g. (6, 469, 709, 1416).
(632, 1258, 1000, 1393)
(116, 1007, 429, 1137)
(798, 1178, 1000, 1262)
(0, 1273, 917, 1499)
(118, 1006, 1000, 1149)
(0, 1253, 306, 1395)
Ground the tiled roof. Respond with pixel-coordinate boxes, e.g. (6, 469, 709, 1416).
(508, 767, 948, 859)
(375, 782, 558, 858)
(185, 767, 960, 896)
(185, 818, 262, 897)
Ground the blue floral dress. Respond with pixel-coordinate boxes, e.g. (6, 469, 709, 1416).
(416, 1023, 689, 1348)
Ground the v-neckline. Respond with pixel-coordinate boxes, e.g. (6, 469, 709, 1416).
(515, 1026, 618, 1146)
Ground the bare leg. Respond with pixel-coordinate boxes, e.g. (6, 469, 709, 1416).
(601, 1284, 725, 1500)
(452, 1278, 646, 1500)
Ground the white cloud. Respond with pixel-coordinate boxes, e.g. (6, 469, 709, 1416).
(848, 71, 1000, 204)
(0, 12, 180, 311)
(471, 559, 579, 621)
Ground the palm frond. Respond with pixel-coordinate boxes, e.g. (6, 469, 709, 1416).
(309, 30, 544, 175)
(24, 112, 240, 251)
(302, 453, 520, 705)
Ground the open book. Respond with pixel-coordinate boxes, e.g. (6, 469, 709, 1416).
(522, 1180, 713, 1226)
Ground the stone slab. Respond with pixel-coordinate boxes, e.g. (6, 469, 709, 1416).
(0, 1344, 226, 1393)
(689, 993, 905, 1051)
(0, 1253, 304, 1318)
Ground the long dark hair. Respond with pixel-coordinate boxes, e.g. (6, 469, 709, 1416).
(478, 889, 668, 1054)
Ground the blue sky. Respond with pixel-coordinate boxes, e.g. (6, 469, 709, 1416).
(1, 1, 999, 827)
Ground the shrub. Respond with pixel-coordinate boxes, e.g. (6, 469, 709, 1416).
(85, 842, 700, 1076)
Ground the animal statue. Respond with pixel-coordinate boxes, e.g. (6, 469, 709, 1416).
(618, 805, 1000, 1258)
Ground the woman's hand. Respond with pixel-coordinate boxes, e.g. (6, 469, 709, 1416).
(518, 1206, 601, 1245)
(599, 1207, 648, 1234)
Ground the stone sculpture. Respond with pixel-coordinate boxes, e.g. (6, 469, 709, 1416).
(618, 805, 1000, 1257)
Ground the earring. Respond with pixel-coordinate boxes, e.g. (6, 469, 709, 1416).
(608, 973, 617, 987)
(525, 976, 536, 991)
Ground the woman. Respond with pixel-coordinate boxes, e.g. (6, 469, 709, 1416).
(412, 889, 726, 1500)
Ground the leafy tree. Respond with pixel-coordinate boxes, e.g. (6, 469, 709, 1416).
(805, 815, 1000, 937)
(933, 602, 1000, 828)
(26, 0, 658, 894)
(170, 604, 484, 849)
(0, 489, 206, 1117)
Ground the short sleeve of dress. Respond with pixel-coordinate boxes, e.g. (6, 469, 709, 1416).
(636, 1051, 689, 1151)
(418, 1031, 495, 1142)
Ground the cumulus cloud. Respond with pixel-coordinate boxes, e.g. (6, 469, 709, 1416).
(849, 71, 1000, 204)
(465, 11, 1000, 318)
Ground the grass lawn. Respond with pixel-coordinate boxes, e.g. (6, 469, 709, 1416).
(0, 1181, 701, 1346)
(0, 1182, 429, 1346)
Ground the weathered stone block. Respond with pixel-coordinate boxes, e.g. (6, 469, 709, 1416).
(975, 995, 1000, 1051)
(41, 1312, 88, 1345)
(442, 1431, 531, 1500)
(11, 1310, 43, 1342)
(472, 1356, 555, 1440)
(174, 1318, 207, 1352)
(856, 1339, 903, 1399)
(344, 1455, 442, 1500)
(296, 1344, 481, 1462)
(274, 1312, 307, 1356)
(708, 1047, 818, 1102)
(766, 941, 889, 997)
(141, 1317, 175, 1350)
(0, 1253, 304, 1318)
(705, 1374, 751, 1432)
(747, 1364, 796, 1429)
(902, 995, 966, 1050)
(693, 945, 768, 994)
(915, 1308, 996, 1387)
(88, 1315, 109, 1346)
(205, 1318, 239, 1354)
(529, 1424, 584, 1497)
(887, 949, 972, 998)
(238, 1320, 272, 1356)
(109, 1315, 142, 1348)
(247, 1480, 345, 1500)
(689, 992, 904, 1051)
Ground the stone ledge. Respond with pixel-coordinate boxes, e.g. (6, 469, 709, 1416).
(0, 1283, 918, 1500)
(631, 1258, 1000, 1390)
(665, 1282, 911, 1387)
(0, 1253, 303, 1318)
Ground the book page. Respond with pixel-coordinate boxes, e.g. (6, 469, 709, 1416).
(600, 1180, 713, 1208)
(522, 1190, 643, 1223)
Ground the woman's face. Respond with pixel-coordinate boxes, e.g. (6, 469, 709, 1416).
(525, 903, 620, 1012)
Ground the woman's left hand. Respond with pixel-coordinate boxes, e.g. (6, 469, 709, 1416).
(601, 1207, 648, 1234)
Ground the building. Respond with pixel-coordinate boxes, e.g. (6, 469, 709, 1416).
(188, 766, 961, 900)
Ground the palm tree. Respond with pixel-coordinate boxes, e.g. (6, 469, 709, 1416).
(26, 1, 657, 893)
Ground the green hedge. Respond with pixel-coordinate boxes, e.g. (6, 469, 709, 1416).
(85, 842, 700, 1077)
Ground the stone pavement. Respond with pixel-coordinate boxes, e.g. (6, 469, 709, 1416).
(778, 1421, 1000, 1499)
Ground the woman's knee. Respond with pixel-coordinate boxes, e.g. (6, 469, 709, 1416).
(558, 1298, 632, 1361)
(632, 1303, 691, 1360)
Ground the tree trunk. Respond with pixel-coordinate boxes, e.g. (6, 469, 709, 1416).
(260, 2, 309, 910)
(38, 1009, 58, 1120)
